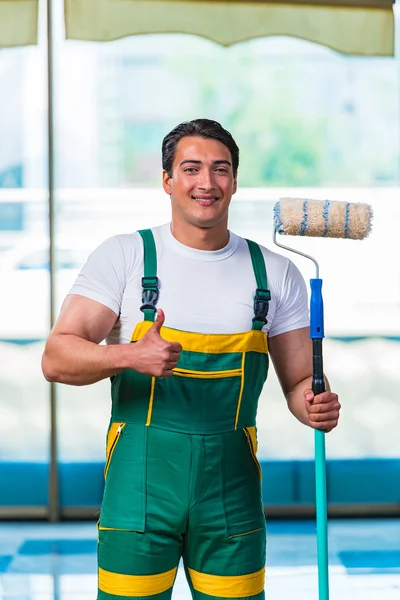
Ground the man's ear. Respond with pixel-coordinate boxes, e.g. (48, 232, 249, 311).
(232, 176, 238, 195)
(162, 170, 172, 195)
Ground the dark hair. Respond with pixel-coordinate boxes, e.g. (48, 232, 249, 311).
(162, 118, 239, 177)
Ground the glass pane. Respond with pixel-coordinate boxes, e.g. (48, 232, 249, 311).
(0, 38, 49, 509)
(55, 11, 400, 496)
(65, 35, 399, 190)
(230, 192, 400, 459)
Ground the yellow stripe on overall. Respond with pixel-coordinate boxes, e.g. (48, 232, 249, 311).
(98, 230, 269, 598)
(109, 231, 270, 434)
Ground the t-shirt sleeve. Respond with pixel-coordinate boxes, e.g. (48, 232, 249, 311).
(68, 236, 127, 316)
(268, 259, 310, 338)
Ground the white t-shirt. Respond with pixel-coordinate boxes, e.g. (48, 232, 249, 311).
(69, 223, 309, 344)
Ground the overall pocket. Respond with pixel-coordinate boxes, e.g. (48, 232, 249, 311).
(99, 422, 147, 532)
(152, 366, 244, 432)
(173, 368, 242, 379)
(223, 429, 265, 539)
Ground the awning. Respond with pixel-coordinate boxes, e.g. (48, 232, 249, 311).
(0, 1, 395, 54)
(64, 0, 396, 56)
(0, 0, 38, 47)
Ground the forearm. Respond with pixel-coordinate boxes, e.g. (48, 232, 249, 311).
(42, 334, 130, 386)
(286, 375, 331, 427)
(286, 376, 313, 426)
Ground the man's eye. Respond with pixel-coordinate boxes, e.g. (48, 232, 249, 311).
(216, 168, 228, 173)
(184, 167, 198, 173)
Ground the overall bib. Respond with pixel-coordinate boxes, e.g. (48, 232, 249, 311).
(97, 230, 271, 600)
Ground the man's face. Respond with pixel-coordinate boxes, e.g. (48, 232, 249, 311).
(162, 136, 237, 229)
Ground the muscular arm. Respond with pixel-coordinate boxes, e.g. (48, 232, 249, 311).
(269, 327, 339, 431)
(41, 296, 182, 387)
(41, 295, 128, 386)
(268, 327, 314, 426)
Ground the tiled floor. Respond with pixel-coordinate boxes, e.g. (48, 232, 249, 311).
(0, 519, 399, 599)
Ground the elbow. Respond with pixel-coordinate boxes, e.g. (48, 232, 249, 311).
(41, 351, 60, 383)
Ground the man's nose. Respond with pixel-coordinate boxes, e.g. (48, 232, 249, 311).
(198, 169, 215, 190)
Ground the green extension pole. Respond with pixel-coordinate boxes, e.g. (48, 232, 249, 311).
(315, 428, 329, 599)
(310, 278, 329, 600)
(273, 196, 373, 600)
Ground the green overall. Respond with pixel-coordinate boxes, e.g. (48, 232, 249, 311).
(97, 230, 271, 600)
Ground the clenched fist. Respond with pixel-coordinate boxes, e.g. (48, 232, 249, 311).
(131, 309, 182, 378)
(304, 389, 341, 433)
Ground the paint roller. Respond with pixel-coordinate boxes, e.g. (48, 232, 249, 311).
(273, 198, 373, 600)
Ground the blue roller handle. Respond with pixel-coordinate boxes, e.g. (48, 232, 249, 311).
(310, 278, 329, 600)
(310, 279, 324, 339)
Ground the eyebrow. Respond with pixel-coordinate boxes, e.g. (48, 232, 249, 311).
(179, 159, 232, 167)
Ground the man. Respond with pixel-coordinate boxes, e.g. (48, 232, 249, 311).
(42, 118, 340, 600)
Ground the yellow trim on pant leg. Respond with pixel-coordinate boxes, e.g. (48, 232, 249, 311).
(98, 566, 177, 597)
(146, 377, 156, 426)
(187, 567, 265, 598)
(131, 322, 269, 355)
(234, 353, 246, 429)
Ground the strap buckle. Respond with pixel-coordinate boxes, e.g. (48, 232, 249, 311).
(140, 276, 159, 312)
(253, 288, 271, 325)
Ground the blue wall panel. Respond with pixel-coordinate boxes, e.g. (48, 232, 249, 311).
(261, 461, 295, 505)
(0, 463, 48, 506)
(59, 463, 105, 507)
(327, 459, 400, 503)
(1, 459, 400, 508)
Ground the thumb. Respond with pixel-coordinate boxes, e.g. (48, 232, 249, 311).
(304, 389, 314, 403)
(150, 308, 165, 334)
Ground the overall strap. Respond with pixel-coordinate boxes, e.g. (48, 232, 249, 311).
(246, 239, 271, 331)
(138, 229, 159, 323)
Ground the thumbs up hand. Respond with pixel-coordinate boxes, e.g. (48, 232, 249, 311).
(149, 307, 167, 336)
(130, 309, 182, 378)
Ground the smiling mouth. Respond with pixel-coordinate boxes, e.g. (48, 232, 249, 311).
(192, 196, 220, 205)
